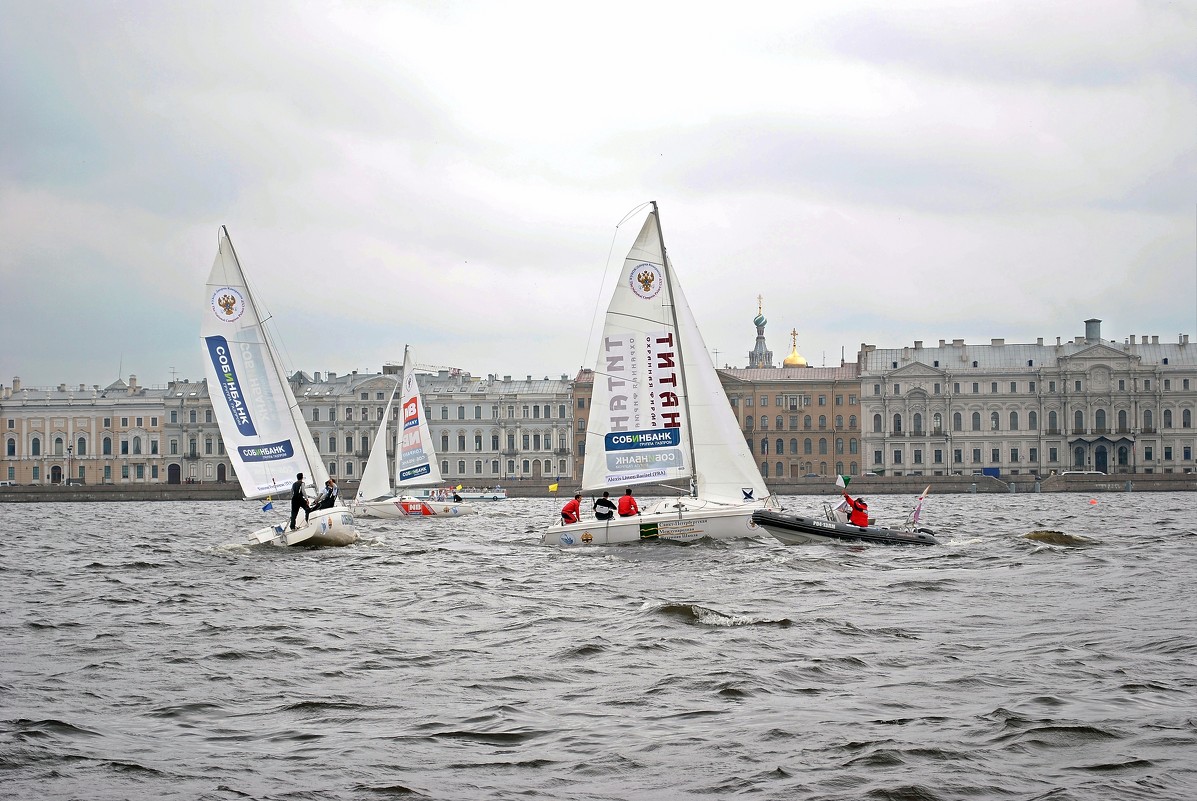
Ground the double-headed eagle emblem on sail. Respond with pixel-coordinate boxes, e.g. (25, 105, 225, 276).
(629, 262, 663, 300)
(637, 270, 655, 294)
(210, 286, 245, 322)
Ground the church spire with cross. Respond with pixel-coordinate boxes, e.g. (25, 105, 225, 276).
(747, 295, 774, 368)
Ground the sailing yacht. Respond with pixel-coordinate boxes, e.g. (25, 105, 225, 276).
(353, 346, 476, 518)
(541, 203, 775, 546)
(201, 227, 357, 547)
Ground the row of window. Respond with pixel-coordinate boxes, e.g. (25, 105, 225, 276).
(760, 462, 859, 478)
(873, 408, 1194, 434)
(734, 394, 858, 408)
(872, 444, 1194, 466)
(308, 403, 573, 423)
(748, 438, 860, 456)
(875, 377, 1192, 396)
(743, 414, 857, 431)
(6, 435, 163, 457)
(7, 416, 162, 430)
(319, 458, 571, 478)
(9, 463, 161, 482)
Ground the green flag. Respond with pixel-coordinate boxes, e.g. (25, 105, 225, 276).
(836, 475, 850, 488)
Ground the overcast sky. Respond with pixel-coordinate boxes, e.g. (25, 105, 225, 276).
(3, 0, 1195, 390)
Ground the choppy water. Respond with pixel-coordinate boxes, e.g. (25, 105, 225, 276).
(2, 492, 1196, 801)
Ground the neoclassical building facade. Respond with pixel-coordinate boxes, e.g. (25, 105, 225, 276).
(858, 320, 1197, 477)
(5, 320, 1193, 487)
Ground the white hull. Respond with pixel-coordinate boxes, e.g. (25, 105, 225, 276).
(354, 496, 478, 518)
(246, 506, 358, 547)
(541, 498, 769, 546)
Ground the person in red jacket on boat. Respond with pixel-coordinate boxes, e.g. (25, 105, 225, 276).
(561, 493, 582, 524)
(843, 492, 869, 527)
(617, 488, 640, 517)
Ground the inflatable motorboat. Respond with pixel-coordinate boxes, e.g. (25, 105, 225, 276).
(752, 508, 939, 547)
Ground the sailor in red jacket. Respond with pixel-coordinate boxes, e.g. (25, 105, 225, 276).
(561, 493, 582, 524)
(617, 488, 640, 517)
(843, 492, 869, 527)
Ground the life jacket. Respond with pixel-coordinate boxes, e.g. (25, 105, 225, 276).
(618, 494, 639, 516)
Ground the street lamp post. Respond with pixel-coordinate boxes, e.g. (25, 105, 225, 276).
(66, 445, 73, 486)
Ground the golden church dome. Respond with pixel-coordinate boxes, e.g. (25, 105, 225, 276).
(783, 328, 808, 367)
(783, 348, 808, 368)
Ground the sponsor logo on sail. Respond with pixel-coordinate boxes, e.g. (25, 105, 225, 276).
(400, 464, 431, 482)
(210, 287, 246, 322)
(629, 262, 663, 300)
(239, 439, 294, 462)
(205, 336, 257, 436)
(605, 428, 681, 451)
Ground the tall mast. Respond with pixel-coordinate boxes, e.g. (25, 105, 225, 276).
(221, 226, 323, 481)
(652, 202, 698, 496)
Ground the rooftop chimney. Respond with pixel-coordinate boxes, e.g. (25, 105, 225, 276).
(1084, 319, 1101, 343)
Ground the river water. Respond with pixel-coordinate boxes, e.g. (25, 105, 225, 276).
(2, 493, 1196, 800)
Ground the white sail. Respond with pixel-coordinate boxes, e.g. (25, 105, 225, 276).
(581, 208, 767, 502)
(581, 211, 693, 491)
(669, 256, 769, 504)
(200, 227, 327, 500)
(356, 381, 397, 502)
(394, 346, 444, 489)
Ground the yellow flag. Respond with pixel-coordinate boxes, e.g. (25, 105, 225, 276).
(456, 484, 463, 490)
(548, 482, 559, 492)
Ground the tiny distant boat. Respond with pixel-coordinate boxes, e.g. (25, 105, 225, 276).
(201, 227, 357, 547)
(353, 346, 477, 519)
(412, 486, 507, 502)
(752, 509, 938, 547)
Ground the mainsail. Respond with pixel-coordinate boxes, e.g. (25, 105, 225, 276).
(200, 227, 327, 500)
(581, 206, 767, 503)
(394, 346, 444, 489)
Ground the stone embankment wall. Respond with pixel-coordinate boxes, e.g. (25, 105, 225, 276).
(2, 473, 1193, 503)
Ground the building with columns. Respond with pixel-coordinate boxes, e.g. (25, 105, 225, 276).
(417, 369, 574, 486)
(6, 318, 1194, 487)
(2, 375, 172, 486)
(2, 366, 577, 488)
(858, 319, 1197, 477)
